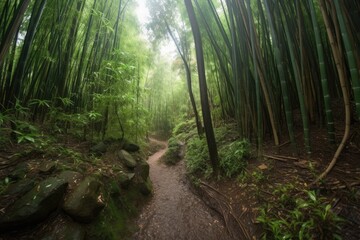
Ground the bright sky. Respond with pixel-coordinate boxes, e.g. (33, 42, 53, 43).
(135, 0, 177, 59)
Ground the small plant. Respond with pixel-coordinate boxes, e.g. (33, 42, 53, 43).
(219, 139, 250, 177)
(12, 120, 39, 143)
(257, 187, 343, 240)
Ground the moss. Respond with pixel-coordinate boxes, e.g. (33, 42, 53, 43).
(88, 185, 147, 240)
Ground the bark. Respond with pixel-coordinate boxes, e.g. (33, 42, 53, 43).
(0, 0, 31, 65)
(184, 0, 219, 172)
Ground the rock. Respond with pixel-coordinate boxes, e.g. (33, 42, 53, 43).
(135, 177, 152, 196)
(63, 177, 105, 223)
(9, 162, 28, 180)
(118, 172, 135, 188)
(3, 179, 35, 196)
(0, 177, 68, 230)
(39, 162, 57, 175)
(117, 150, 137, 169)
(57, 171, 83, 190)
(90, 142, 107, 155)
(41, 219, 85, 240)
(123, 143, 140, 152)
(135, 160, 149, 181)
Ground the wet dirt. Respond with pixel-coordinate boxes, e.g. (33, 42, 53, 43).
(133, 139, 233, 240)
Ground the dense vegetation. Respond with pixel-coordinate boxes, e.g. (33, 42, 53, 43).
(0, 0, 359, 239)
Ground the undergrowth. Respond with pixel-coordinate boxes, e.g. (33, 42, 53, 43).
(162, 136, 183, 165)
(257, 184, 343, 240)
(178, 119, 250, 178)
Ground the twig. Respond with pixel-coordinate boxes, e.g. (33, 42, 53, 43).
(263, 154, 287, 162)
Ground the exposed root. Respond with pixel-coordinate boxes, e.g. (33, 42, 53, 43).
(196, 182, 252, 240)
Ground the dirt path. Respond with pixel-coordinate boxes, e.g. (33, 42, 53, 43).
(133, 139, 233, 240)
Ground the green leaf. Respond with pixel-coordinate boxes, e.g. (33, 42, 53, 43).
(307, 191, 317, 202)
(24, 136, 35, 143)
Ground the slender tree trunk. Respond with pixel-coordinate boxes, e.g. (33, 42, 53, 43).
(10, 0, 47, 107)
(0, 0, 31, 65)
(314, 0, 351, 183)
(184, 0, 219, 173)
(164, 21, 203, 136)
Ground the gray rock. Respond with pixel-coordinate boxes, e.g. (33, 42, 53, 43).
(3, 179, 35, 196)
(0, 177, 68, 230)
(135, 160, 149, 181)
(118, 172, 135, 188)
(90, 142, 107, 155)
(117, 150, 137, 169)
(63, 177, 105, 223)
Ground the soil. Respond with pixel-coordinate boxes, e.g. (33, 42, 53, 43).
(133, 139, 233, 240)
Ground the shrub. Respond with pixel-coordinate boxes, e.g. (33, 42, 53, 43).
(185, 137, 212, 176)
(162, 137, 183, 165)
(172, 119, 197, 141)
(219, 139, 249, 177)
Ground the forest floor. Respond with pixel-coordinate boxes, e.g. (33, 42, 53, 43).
(133, 138, 233, 240)
(192, 121, 360, 239)
(135, 121, 360, 239)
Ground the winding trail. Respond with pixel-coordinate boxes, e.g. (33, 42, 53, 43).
(133, 139, 233, 240)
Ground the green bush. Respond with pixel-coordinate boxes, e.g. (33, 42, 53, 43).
(185, 137, 212, 176)
(219, 139, 249, 177)
(162, 137, 183, 165)
(172, 119, 197, 141)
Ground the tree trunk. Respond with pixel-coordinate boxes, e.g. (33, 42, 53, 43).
(184, 0, 219, 173)
(0, 0, 31, 65)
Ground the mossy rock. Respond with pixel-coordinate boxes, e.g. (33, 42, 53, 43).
(117, 150, 137, 169)
(3, 178, 35, 196)
(0, 177, 68, 231)
(63, 177, 105, 223)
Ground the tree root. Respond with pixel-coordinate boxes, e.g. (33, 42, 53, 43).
(197, 182, 252, 240)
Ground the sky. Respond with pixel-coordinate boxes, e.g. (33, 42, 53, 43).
(135, 0, 177, 59)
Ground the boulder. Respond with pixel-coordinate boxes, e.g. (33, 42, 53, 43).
(135, 160, 149, 181)
(90, 142, 107, 155)
(118, 171, 135, 188)
(123, 143, 140, 152)
(63, 177, 105, 223)
(0, 177, 68, 230)
(137, 177, 152, 195)
(41, 220, 85, 240)
(117, 150, 137, 169)
(3, 179, 35, 196)
(57, 171, 83, 190)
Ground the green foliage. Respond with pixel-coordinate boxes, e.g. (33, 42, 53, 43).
(162, 136, 183, 165)
(219, 139, 249, 177)
(257, 186, 343, 240)
(185, 136, 212, 177)
(12, 120, 39, 143)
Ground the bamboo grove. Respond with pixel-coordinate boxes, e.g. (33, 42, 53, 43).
(0, 0, 151, 141)
(185, 0, 360, 149)
(146, 0, 359, 176)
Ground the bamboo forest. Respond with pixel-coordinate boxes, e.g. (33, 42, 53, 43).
(0, 0, 360, 239)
